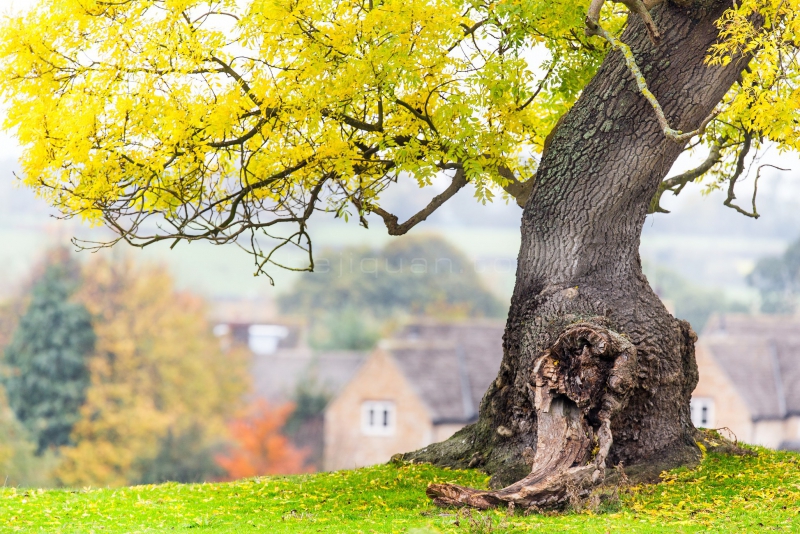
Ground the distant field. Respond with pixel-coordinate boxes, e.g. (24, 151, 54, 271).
(2, 447, 798, 533)
(0, 218, 786, 307)
(0, 218, 525, 302)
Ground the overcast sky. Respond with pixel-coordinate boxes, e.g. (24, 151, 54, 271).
(5, 0, 36, 13)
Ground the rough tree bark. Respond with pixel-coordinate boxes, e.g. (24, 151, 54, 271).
(404, 0, 752, 508)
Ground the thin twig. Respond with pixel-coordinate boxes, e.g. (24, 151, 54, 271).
(724, 151, 789, 219)
(588, 24, 719, 142)
(648, 137, 725, 213)
(585, 0, 719, 142)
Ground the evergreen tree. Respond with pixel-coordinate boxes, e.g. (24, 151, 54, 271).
(3, 259, 95, 453)
(283, 377, 332, 471)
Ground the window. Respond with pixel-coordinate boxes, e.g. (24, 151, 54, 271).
(213, 324, 231, 337)
(690, 397, 715, 428)
(247, 324, 289, 355)
(361, 401, 396, 436)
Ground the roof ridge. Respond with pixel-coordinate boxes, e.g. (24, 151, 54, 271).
(399, 318, 506, 327)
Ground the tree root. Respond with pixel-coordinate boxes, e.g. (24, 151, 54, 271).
(427, 323, 637, 510)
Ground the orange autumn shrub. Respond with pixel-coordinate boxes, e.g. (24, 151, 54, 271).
(216, 400, 310, 479)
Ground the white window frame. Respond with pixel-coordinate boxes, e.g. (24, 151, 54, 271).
(690, 397, 715, 428)
(247, 324, 289, 355)
(361, 400, 396, 436)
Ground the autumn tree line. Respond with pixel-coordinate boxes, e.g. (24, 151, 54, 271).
(0, 250, 309, 488)
(0, 235, 507, 488)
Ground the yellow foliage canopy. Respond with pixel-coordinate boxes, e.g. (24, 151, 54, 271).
(0, 0, 798, 271)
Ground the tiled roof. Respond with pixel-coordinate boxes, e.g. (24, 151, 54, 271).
(701, 314, 800, 420)
(251, 348, 367, 401)
(779, 440, 800, 452)
(381, 320, 505, 423)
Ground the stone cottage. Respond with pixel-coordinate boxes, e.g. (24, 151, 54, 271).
(693, 314, 800, 450)
(323, 320, 504, 471)
(211, 300, 367, 469)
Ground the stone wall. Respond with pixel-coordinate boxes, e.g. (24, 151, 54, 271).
(323, 350, 434, 471)
(693, 343, 754, 443)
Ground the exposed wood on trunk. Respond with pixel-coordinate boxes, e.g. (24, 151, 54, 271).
(427, 323, 637, 509)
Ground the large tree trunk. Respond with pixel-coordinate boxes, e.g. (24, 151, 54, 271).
(406, 0, 751, 508)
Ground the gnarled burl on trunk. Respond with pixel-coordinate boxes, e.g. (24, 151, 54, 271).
(428, 323, 637, 509)
(407, 0, 752, 509)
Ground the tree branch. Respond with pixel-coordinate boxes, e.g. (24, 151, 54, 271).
(648, 137, 725, 214)
(722, 133, 761, 217)
(209, 105, 382, 148)
(517, 61, 556, 112)
(728, 163, 791, 219)
(209, 117, 269, 148)
(394, 98, 438, 134)
(210, 56, 266, 109)
(357, 168, 468, 235)
(320, 109, 383, 132)
(448, 19, 489, 53)
(498, 166, 535, 208)
(588, 0, 660, 44)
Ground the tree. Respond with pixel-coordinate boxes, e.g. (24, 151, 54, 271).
(215, 400, 310, 480)
(645, 262, 748, 330)
(281, 236, 503, 319)
(134, 424, 226, 485)
(55, 257, 247, 487)
(748, 235, 800, 314)
(2, 255, 95, 453)
(306, 307, 382, 350)
(279, 235, 504, 349)
(2, 0, 798, 508)
(283, 376, 334, 470)
(0, 387, 57, 488)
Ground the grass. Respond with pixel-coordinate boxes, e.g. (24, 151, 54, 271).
(1, 447, 799, 533)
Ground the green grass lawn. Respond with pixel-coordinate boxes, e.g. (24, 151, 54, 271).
(2, 447, 798, 533)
